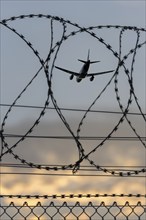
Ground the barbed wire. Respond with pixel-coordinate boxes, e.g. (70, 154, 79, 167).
(1, 193, 146, 199)
(0, 14, 146, 177)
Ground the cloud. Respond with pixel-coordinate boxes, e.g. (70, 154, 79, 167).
(1, 114, 145, 206)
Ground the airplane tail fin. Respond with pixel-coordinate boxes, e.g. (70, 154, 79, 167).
(78, 59, 87, 63)
(78, 49, 100, 64)
(78, 60, 100, 64)
(90, 60, 100, 64)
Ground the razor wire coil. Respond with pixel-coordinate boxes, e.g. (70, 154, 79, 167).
(0, 14, 146, 177)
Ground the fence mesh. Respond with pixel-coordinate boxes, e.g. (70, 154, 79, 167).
(0, 201, 146, 220)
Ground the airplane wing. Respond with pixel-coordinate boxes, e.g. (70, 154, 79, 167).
(87, 70, 114, 77)
(55, 66, 80, 76)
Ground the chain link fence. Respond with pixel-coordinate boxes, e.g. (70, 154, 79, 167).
(1, 201, 146, 220)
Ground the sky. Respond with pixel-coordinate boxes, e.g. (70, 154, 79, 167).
(0, 0, 146, 214)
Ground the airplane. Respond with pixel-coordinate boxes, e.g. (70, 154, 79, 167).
(55, 50, 114, 83)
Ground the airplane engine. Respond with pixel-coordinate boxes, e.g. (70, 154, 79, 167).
(70, 74, 74, 80)
(90, 75, 94, 81)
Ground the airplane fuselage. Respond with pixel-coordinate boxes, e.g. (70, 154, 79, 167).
(55, 49, 114, 83)
(76, 60, 90, 82)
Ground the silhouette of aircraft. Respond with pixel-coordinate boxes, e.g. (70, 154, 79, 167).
(55, 50, 114, 82)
